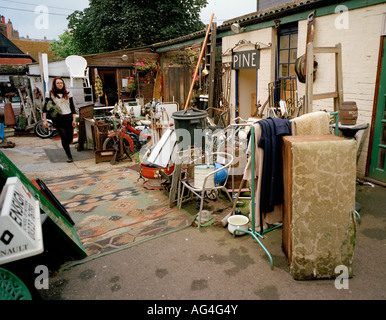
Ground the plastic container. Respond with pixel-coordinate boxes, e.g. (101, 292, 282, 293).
(140, 163, 174, 179)
(0, 267, 32, 300)
(214, 162, 228, 185)
(172, 108, 207, 150)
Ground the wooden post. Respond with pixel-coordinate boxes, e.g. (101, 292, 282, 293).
(305, 42, 314, 114)
(335, 43, 343, 112)
(184, 13, 215, 110)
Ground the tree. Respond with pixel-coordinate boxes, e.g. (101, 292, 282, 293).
(66, 0, 208, 55)
(49, 30, 81, 58)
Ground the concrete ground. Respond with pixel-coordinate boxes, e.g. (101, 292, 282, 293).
(1, 134, 385, 301)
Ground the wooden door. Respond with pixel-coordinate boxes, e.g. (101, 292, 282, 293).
(164, 65, 190, 109)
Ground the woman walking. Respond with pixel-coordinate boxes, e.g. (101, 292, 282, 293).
(43, 77, 77, 163)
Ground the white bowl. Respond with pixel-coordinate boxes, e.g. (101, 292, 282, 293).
(227, 215, 249, 236)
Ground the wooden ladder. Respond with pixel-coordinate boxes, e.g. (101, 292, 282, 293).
(305, 42, 343, 113)
(184, 13, 214, 110)
(203, 22, 217, 111)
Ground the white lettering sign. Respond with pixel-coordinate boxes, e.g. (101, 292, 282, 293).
(232, 50, 260, 69)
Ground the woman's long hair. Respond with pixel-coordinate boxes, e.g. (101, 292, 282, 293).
(51, 77, 69, 99)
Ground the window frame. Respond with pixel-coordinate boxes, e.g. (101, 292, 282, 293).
(277, 24, 298, 80)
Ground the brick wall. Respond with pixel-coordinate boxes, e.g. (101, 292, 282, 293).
(0, 57, 33, 65)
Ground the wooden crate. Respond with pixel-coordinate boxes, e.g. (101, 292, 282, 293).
(95, 149, 115, 163)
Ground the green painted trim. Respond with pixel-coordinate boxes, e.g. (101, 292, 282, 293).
(369, 40, 386, 182)
(155, 37, 206, 52)
(154, 0, 386, 52)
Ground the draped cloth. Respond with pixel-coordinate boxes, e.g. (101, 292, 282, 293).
(243, 118, 291, 233)
(94, 73, 104, 98)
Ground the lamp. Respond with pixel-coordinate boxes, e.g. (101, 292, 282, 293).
(202, 66, 210, 76)
(231, 23, 245, 34)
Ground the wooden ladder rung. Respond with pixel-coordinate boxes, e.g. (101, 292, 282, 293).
(314, 46, 340, 54)
(313, 92, 338, 100)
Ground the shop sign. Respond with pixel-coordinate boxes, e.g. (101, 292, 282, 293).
(232, 49, 260, 70)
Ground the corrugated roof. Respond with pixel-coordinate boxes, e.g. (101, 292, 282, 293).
(153, 0, 345, 49)
(221, 0, 348, 27)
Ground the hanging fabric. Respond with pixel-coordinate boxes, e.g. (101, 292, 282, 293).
(94, 69, 104, 100)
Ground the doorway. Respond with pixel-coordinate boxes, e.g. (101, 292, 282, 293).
(236, 69, 258, 119)
(98, 69, 117, 106)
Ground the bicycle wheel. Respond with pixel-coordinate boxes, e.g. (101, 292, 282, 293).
(34, 120, 55, 139)
(102, 136, 117, 150)
(122, 138, 133, 157)
(102, 136, 132, 157)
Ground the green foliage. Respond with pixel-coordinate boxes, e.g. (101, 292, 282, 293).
(66, 0, 208, 55)
(49, 30, 81, 58)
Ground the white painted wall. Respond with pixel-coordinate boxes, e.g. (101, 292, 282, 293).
(296, 3, 386, 177)
(222, 3, 386, 177)
(28, 59, 91, 106)
(222, 27, 275, 121)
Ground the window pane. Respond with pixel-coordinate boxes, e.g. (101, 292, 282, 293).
(381, 122, 386, 145)
(280, 35, 289, 49)
(280, 50, 289, 63)
(279, 64, 289, 77)
(290, 49, 297, 63)
(290, 34, 298, 48)
(377, 147, 385, 170)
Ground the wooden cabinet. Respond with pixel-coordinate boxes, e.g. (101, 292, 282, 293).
(77, 103, 94, 151)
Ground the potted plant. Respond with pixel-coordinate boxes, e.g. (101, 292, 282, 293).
(135, 58, 158, 75)
(125, 76, 136, 97)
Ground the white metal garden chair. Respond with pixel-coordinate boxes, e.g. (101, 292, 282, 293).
(177, 151, 234, 227)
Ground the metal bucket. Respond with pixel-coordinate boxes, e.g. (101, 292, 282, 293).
(194, 164, 214, 189)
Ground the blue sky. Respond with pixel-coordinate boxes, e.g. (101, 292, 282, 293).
(0, 0, 257, 40)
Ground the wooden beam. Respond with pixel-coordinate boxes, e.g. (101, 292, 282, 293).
(305, 42, 314, 113)
(314, 47, 339, 54)
(313, 92, 338, 100)
(335, 43, 344, 112)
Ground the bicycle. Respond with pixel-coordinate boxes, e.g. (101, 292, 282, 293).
(102, 116, 151, 163)
(33, 105, 58, 139)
